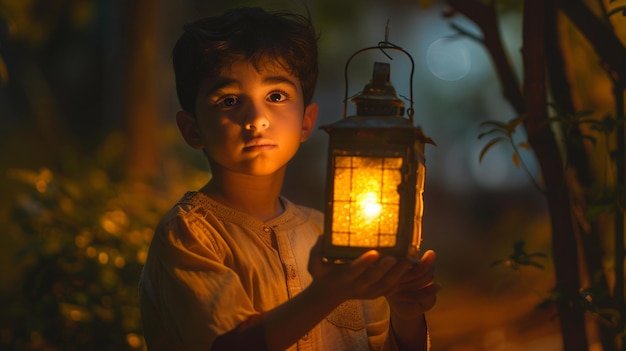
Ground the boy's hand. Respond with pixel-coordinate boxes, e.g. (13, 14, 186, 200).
(307, 236, 413, 304)
(385, 250, 439, 321)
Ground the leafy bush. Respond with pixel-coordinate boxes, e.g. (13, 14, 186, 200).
(0, 133, 181, 351)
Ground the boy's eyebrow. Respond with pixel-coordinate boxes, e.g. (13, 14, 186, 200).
(262, 75, 299, 89)
(205, 78, 238, 94)
(205, 75, 299, 95)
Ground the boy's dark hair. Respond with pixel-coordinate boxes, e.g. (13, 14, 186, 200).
(173, 7, 319, 114)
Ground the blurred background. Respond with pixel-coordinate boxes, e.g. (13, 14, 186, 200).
(0, 0, 620, 350)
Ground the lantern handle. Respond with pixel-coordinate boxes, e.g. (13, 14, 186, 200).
(343, 40, 416, 122)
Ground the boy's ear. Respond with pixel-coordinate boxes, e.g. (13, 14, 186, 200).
(300, 102, 318, 142)
(176, 110, 204, 150)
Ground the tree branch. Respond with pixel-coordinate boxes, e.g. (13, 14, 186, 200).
(555, 0, 626, 88)
(446, 0, 525, 114)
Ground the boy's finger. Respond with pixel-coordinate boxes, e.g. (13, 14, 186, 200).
(410, 250, 436, 275)
(419, 250, 436, 266)
(352, 250, 381, 266)
(340, 250, 381, 279)
(374, 259, 412, 287)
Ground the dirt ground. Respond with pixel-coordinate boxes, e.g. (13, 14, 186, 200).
(421, 187, 604, 351)
(428, 277, 604, 350)
(428, 276, 563, 350)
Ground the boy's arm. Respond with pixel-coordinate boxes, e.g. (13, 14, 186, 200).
(389, 310, 430, 351)
(386, 250, 439, 351)
(211, 256, 438, 351)
(262, 277, 347, 350)
(213, 241, 414, 351)
(211, 282, 339, 351)
(210, 256, 363, 351)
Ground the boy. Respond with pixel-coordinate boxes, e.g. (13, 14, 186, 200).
(139, 6, 439, 351)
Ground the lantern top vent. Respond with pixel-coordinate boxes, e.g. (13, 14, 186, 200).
(342, 40, 416, 122)
(351, 62, 405, 117)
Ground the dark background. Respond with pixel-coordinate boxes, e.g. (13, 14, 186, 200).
(2, 0, 618, 349)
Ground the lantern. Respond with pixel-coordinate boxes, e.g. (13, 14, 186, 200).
(321, 42, 434, 260)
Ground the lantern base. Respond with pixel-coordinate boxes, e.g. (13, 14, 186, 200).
(321, 244, 420, 261)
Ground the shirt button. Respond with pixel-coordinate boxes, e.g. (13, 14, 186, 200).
(262, 226, 271, 233)
(301, 333, 310, 341)
(288, 265, 297, 279)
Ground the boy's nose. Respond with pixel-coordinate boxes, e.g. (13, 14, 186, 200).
(244, 105, 270, 131)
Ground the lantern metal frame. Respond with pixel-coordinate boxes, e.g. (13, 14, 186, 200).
(342, 41, 416, 121)
(321, 39, 433, 261)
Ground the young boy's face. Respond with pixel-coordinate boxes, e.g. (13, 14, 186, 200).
(177, 59, 318, 177)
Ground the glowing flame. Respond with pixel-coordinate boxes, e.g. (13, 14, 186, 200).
(359, 192, 382, 221)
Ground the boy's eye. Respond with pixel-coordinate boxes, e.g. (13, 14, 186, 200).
(216, 96, 238, 108)
(267, 91, 288, 103)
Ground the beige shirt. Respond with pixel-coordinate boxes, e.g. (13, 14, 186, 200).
(139, 191, 401, 351)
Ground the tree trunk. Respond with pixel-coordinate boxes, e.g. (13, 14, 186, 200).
(524, 1, 588, 349)
(554, 0, 626, 348)
(546, 3, 617, 350)
(124, 0, 161, 181)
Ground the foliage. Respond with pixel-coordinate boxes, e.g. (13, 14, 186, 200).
(0, 133, 174, 351)
(477, 116, 540, 191)
(450, 0, 626, 348)
(480, 104, 626, 221)
(492, 240, 621, 341)
(490, 240, 547, 270)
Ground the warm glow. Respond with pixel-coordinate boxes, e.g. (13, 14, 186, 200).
(70, 309, 83, 321)
(114, 256, 126, 268)
(86, 246, 97, 258)
(98, 252, 109, 264)
(359, 192, 382, 219)
(136, 249, 148, 264)
(331, 156, 402, 248)
(126, 333, 143, 348)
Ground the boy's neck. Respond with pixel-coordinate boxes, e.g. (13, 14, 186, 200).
(201, 169, 286, 222)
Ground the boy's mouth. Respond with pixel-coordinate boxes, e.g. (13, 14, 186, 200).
(243, 138, 277, 151)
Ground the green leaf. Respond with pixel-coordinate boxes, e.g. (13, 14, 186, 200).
(507, 117, 524, 131)
(479, 137, 507, 164)
(478, 128, 504, 139)
(573, 109, 595, 118)
(512, 152, 520, 167)
(580, 134, 597, 146)
(607, 5, 626, 17)
(480, 120, 509, 130)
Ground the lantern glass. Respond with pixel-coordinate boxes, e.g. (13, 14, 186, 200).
(330, 155, 403, 248)
(321, 129, 428, 260)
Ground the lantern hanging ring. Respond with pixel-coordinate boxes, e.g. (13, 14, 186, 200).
(342, 21, 416, 122)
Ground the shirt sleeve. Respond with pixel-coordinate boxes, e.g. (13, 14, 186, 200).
(140, 209, 259, 351)
(361, 298, 431, 351)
